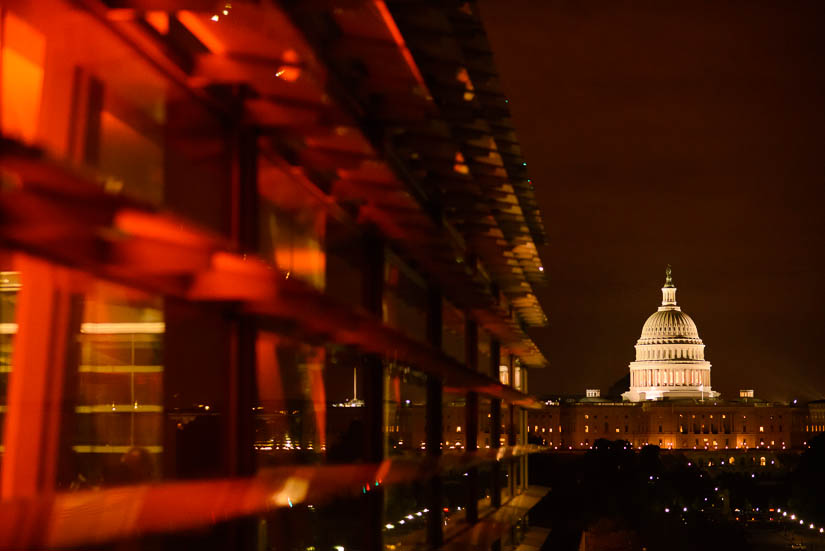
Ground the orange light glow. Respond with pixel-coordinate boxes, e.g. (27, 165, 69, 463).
(274, 248, 325, 277)
(275, 49, 301, 82)
(256, 332, 285, 412)
(453, 151, 469, 174)
(307, 348, 327, 452)
(115, 209, 214, 249)
(372, 0, 430, 98)
(1, 12, 46, 143)
(178, 11, 226, 54)
(275, 65, 301, 82)
(146, 11, 170, 35)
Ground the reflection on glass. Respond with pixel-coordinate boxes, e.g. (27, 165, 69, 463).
(259, 159, 326, 290)
(443, 391, 466, 453)
(442, 300, 466, 364)
(0, 271, 20, 461)
(0, 13, 45, 143)
(442, 468, 472, 540)
(255, 332, 326, 466)
(68, 288, 164, 488)
(383, 251, 427, 342)
(262, 495, 365, 551)
(98, 107, 164, 204)
(384, 479, 429, 551)
(386, 363, 426, 456)
(478, 328, 492, 375)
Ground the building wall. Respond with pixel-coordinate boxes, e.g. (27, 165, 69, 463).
(528, 402, 807, 451)
(0, 2, 547, 550)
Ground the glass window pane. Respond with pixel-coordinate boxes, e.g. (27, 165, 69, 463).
(255, 332, 326, 465)
(66, 282, 164, 489)
(383, 251, 427, 342)
(387, 363, 426, 456)
(258, 158, 326, 290)
(442, 300, 465, 364)
(478, 328, 492, 376)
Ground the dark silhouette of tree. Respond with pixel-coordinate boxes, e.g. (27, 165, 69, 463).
(790, 432, 825, 524)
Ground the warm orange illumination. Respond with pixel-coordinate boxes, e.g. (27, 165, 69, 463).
(372, 0, 430, 98)
(307, 347, 327, 452)
(275, 65, 301, 82)
(456, 67, 475, 101)
(146, 11, 170, 35)
(115, 209, 213, 248)
(178, 11, 226, 54)
(453, 151, 469, 174)
(274, 248, 325, 277)
(1, 12, 46, 143)
(275, 49, 301, 82)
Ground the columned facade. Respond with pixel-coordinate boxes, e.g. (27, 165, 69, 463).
(622, 267, 719, 402)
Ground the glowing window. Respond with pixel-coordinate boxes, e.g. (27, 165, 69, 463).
(584, 425, 589, 433)
(498, 365, 509, 385)
(759, 426, 764, 433)
(760, 456, 766, 467)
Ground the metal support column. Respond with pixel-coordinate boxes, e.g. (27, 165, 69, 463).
(426, 285, 443, 547)
(362, 228, 385, 551)
(1, 256, 81, 499)
(505, 355, 517, 498)
(490, 339, 502, 510)
(464, 316, 479, 523)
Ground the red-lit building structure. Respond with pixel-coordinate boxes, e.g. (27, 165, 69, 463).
(0, 1, 551, 550)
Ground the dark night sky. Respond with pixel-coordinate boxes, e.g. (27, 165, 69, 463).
(479, 1, 825, 401)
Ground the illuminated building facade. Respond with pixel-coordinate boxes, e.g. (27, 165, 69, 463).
(0, 2, 549, 550)
(528, 398, 805, 452)
(623, 266, 719, 402)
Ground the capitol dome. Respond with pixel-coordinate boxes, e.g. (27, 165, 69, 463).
(639, 309, 699, 341)
(622, 266, 719, 402)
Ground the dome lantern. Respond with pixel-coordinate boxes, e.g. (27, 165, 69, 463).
(661, 264, 677, 306)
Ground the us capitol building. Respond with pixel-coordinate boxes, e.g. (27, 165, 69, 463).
(622, 266, 719, 402)
(526, 267, 822, 459)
